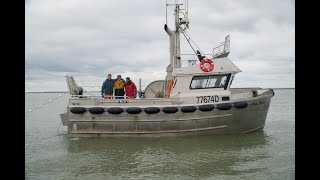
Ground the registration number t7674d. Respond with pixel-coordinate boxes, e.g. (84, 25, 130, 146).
(196, 95, 219, 103)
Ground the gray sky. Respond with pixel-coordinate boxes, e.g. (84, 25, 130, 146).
(26, 0, 295, 92)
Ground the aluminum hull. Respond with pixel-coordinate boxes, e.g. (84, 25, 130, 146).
(60, 92, 273, 137)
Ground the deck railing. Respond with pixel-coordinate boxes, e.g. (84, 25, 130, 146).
(212, 35, 230, 58)
(71, 95, 133, 99)
(180, 53, 214, 67)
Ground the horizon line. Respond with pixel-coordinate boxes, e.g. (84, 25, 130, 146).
(25, 87, 295, 93)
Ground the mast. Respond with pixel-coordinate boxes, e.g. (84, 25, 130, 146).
(164, 0, 189, 96)
(164, 0, 189, 79)
(174, 3, 181, 68)
(165, 2, 186, 69)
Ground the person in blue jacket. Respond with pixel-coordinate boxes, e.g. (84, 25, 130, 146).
(101, 74, 116, 99)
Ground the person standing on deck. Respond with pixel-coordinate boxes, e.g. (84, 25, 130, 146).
(124, 77, 137, 99)
(101, 74, 116, 99)
(114, 75, 126, 99)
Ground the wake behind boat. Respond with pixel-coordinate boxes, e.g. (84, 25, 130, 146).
(60, 0, 274, 137)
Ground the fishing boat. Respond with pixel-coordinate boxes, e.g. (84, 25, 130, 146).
(60, 0, 274, 137)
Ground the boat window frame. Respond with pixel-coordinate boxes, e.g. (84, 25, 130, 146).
(189, 74, 231, 90)
(172, 78, 177, 88)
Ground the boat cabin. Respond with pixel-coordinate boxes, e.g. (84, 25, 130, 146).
(167, 56, 242, 104)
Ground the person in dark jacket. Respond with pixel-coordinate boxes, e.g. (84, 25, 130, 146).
(101, 74, 116, 99)
(114, 75, 126, 99)
(124, 77, 137, 99)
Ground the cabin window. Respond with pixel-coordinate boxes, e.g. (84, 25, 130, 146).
(189, 74, 231, 89)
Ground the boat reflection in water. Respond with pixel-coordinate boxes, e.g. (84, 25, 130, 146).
(65, 132, 272, 177)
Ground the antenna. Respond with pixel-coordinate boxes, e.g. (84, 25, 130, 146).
(185, 0, 189, 28)
(166, 0, 167, 24)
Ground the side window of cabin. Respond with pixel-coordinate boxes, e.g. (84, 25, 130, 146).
(190, 74, 230, 89)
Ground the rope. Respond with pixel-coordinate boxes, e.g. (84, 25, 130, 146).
(181, 28, 205, 54)
(27, 93, 67, 113)
(181, 29, 197, 54)
(83, 89, 96, 96)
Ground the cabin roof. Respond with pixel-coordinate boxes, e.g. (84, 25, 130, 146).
(172, 57, 242, 76)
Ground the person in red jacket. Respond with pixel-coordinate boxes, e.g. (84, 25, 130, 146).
(124, 77, 137, 99)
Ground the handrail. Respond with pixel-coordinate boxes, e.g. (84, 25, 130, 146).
(179, 53, 214, 65)
(179, 53, 214, 59)
(180, 53, 213, 55)
(71, 95, 132, 99)
(213, 40, 230, 57)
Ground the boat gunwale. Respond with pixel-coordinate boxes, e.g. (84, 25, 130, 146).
(68, 114, 232, 122)
(66, 91, 273, 109)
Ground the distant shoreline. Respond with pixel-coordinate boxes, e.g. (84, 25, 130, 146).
(25, 88, 294, 93)
(272, 88, 295, 90)
(26, 91, 69, 93)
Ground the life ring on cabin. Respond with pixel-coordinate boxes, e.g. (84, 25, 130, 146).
(200, 59, 214, 72)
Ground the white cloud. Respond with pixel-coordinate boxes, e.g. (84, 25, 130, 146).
(26, 0, 294, 91)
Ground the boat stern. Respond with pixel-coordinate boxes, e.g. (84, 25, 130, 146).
(60, 113, 69, 126)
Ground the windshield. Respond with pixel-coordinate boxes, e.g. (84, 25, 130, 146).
(190, 74, 230, 89)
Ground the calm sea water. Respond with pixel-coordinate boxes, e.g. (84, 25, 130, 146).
(25, 89, 295, 180)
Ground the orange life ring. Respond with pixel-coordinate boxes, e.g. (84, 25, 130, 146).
(200, 59, 214, 72)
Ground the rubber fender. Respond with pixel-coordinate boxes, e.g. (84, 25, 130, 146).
(144, 107, 161, 114)
(89, 107, 105, 114)
(181, 106, 197, 113)
(199, 104, 214, 111)
(70, 107, 86, 114)
(162, 107, 179, 113)
(216, 103, 232, 110)
(126, 107, 142, 114)
(107, 107, 124, 114)
(234, 102, 248, 109)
